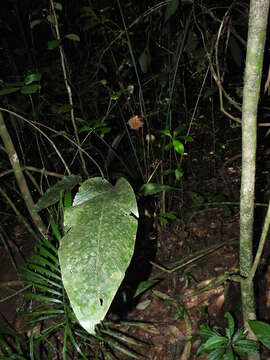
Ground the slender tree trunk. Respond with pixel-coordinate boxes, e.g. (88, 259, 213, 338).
(0, 111, 47, 236)
(240, 1, 269, 358)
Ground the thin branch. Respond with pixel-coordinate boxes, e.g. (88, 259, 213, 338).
(0, 107, 71, 175)
(248, 200, 270, 284)
(49, 0, 88, 177)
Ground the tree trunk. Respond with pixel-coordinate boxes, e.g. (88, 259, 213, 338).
(240, 1, 270, 358)
(0, 111, 47, 236)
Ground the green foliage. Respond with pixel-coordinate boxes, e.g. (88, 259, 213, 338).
(19, 228, 143, 358)
(157, 211, 177, 225)
(153, 290, 185, 321)
(198, 312, 259, 359)
(59, 177, 138, 334)
(47, 40, 61, 50)
(139, 48, 151, 74)
(0, 73, 42, 96)
(0, 0, 256, 355)
(164, 0, 179, 23)
(33, 175, 81, 212)
(139, 183, 179, 196)
(133, 278, 160, 298)
(187, 191, 232, 216)
(160, 128, 187, 155)
(249, 320, 270, 349)
(24, 73, 41, 85)
(65, 33, 80, 42)
(0, 326, 28, 358)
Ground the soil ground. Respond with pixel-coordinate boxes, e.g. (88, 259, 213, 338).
(1, 153, 270, 359)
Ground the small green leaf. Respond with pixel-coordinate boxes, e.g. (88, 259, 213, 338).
(46, 15, 55, 24)
(80, 6, 98, 19)
(127, 85, 134, 94)
(164, 0, 179, 23)
(30, 19, 43, 29)
(139, 48, 151, 74)
(111, 92, 120, 101)
(172, 139, 184, 154)
(164, 143, 173, 151)
(54, 2, 63, 11)
(65, 33, 80, 42)
(180, 135, 193, 142)
(163, 169, 175, 176)
(134, 279, 160, 298)
(249, 320, 270, 349)
(187, 191, 205, 206)
(232, 328, 245, 343)
(160, 129, 172, 137)
(21, 84, 41, 94)
(48, 39, 61, 50)
(50, 216, 62, 242)
(197, 335, 228, 354)
(55, 104, 73, 113)
(173, 128, 181, 138)
(4, 82, 24, 87)
(234, 339, 259, 353)
(100, 79, 107, 86)
(223, 346, 234, 360)
(136, 299, 151, 310)
(159, 211, 177, 220)
(139, 183, 179, 196)
(78, 125, 93, 133)
(152, 290, 172, 301)
(224, 312, 235, 339)
(0, 87, 20, 96)
(199, 324, 221, 341)
(208, 348, 225, 360)
(175, 168, 183, 180)
(64, 192, 72, 210)
(24, 73, 42, 85)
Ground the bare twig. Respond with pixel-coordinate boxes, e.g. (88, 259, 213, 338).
(49, 0, 88, 177)
(0, 107, 71, 175)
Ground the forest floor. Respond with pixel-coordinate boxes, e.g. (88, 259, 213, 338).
(121, 210, 270, 359)
(1, 153, 270, 359)
(111, 151, 270, 359)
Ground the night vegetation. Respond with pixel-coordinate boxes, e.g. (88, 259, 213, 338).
(1, 0, 270, 358)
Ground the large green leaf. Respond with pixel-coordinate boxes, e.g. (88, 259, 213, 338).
(58, 177, 138, 334)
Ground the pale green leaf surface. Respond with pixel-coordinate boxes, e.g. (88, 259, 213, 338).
(59, 177, 138, 334)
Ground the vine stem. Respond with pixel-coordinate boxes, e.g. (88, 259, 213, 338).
(49, 0, 88, 177)
(248, 200, 270, 284)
